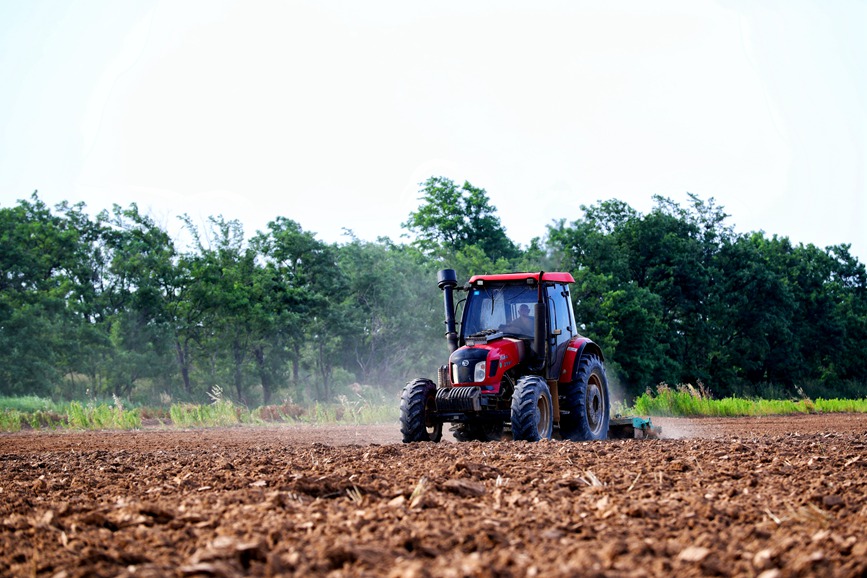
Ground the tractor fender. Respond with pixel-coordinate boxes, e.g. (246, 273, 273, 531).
(558, 338, 604, 383)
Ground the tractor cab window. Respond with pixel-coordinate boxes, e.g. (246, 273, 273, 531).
(462, 284, 536, 339)
(547, 284, 573, 339)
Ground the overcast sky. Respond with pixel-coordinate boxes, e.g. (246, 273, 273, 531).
(1, 0, 865, 262)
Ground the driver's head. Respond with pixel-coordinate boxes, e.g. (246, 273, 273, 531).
(519, 304, 530, 317)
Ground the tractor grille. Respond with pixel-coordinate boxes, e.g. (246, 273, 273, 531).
(435, 386, 481, 413)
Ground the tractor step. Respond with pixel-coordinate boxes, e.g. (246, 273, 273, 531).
(608, 416, 661, 439)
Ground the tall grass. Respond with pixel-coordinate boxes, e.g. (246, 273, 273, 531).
(0, 395, 142, 431)
(66, 397, 142, 430)
(169, 385, 240, 427)
(169, 401, 240, 427)
(27, 410, 65, 429)
(1, 381, 865, 433)
(814, 398, 867, 413)
(332, 394, 400, 424)
(631, 383, 867, 417)
(0, 410, 23, 432)
(167, 398, 399, 428)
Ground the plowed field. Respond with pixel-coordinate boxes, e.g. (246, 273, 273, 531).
(2, 414, 866, 577)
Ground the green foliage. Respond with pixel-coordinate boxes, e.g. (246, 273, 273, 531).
(548, 194, 867, 398)
(251, 217, 346, 403)
(336, 238, 442, 388)
(0, 395, 64, 413)
(1, 182, 866, 404)
(0, 195, 120, 397)
(403, 176, 518, 261)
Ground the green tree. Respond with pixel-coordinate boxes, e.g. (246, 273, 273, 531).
(182, 216, 260, 403)
(252, 217, 340, 403)
(549, 195, 736, 395)
(403, 176, 519, 261)
(708, 233, 798, 393)
(0, 194, 103, 396)
(826, 244, 867, 393)
(98, 204, 184, 398)
(2, 188, 865, 404)
(549, 205, 675, 392)
(336, 236, 443, 388)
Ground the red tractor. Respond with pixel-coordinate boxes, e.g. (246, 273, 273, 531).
(401, 269, 652, 442)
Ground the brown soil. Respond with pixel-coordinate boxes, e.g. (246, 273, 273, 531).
(1, 414, 866, 577)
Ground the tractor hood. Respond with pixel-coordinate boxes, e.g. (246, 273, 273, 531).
(449, 335, 525, 392)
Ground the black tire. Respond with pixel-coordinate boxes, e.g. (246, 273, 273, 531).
(510, 376, 553, 441)
(400, 378, 442, 443)
(559, 355, 610, 441)
(452, 421, 503, 442)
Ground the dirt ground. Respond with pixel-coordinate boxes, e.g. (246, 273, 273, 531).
(1, 414, 866, 577)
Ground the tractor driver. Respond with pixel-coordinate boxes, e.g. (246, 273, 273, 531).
(501, 303, 534, 336)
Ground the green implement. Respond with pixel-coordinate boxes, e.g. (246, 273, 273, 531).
(607, 416, 661, 439)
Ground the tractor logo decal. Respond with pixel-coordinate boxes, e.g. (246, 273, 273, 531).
(461, 359, 470, 367)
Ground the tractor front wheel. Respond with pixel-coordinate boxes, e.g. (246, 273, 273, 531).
(400, 378, 442, 443)
(510, 376, 553, 441)
(559, 355, 610, 441)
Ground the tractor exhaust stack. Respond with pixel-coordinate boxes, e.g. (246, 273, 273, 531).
(437, 269, 459, 353)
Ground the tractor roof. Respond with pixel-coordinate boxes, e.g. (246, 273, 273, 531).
(467, 272, 575, 285)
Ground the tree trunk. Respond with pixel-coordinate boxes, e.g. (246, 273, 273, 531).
(317, 341, 332, 401)
(175, 339, 192, 396)
(232, 339, 245, 404)
(292, 343, 300, 385)
(253, 346, 272, 406)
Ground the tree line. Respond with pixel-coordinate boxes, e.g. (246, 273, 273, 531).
(1, 176, 865, 404)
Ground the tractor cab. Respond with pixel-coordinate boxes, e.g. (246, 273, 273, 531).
(450, 272, 578, 388)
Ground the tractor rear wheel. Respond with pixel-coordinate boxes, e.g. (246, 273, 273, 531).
(510, 376, 553, 441)
(400, 378, 442, 443)
(559, 355, 609, 441)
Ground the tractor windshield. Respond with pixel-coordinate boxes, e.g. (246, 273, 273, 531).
(462, 284, 537, 339)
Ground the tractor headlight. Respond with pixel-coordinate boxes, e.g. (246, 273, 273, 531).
(473, 361, 486, 382)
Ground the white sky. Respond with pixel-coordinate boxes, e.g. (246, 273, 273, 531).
(1, 0, 865, 262)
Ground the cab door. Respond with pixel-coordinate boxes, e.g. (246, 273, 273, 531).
(546, 283, 574, 379)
